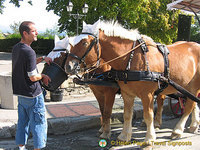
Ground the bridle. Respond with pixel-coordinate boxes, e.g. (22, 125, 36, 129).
(68, 32, 100, 70)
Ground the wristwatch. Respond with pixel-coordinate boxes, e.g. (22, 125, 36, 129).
(42, 56, 46, 60)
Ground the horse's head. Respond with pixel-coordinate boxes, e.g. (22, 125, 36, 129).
(47, 35, 70, 61)
(65, 33, 101, 75)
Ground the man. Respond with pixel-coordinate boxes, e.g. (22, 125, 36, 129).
(12, 21, 51, 150)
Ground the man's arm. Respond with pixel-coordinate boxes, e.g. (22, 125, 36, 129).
(36, 56, 52, 65)
(29, 73, 51, 86)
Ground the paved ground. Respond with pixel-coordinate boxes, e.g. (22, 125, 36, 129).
(1, 52, 197, 150)
(1, 116, 200, 150)
(0, 52, 146, 139)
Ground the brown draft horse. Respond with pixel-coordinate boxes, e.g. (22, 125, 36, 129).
(54, 50, 119, 139)
(65, 20, 200, 143)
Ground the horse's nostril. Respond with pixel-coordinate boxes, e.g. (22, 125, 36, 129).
(65, 65, 71, 73)
(76, 65, 80, 71)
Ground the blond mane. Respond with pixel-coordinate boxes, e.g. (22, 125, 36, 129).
(82, 20, 153, 41)
(98, 20, 142, 41)
(69, 20, 154, 47)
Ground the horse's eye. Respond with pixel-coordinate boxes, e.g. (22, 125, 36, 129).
(83, 42, 89, 47)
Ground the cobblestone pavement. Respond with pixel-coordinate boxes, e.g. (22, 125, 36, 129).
(1, 115, 200, 150)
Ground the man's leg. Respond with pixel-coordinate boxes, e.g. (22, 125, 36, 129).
(30, 94, 47, 149)
(16, 97, 30, 149)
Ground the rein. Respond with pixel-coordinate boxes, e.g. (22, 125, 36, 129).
(81, 42, 144, 76)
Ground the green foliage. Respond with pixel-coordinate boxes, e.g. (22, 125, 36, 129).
(46, 0, 180, 44)
(0, 30, 4, 39)
(0, 30, 56, 54)
(0, 0, 32, 14)
(0, 38, 20, 52)
(5, 33, 21, 39)
(39, 25, 62, 39)
(10, 21, 21, 34)
(190, 15, 200, 43)
(31, 38, 54, 55)
(0, 38, 54, 54)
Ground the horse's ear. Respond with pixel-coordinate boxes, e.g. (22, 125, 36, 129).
(83, 21, 87, 27)
(92, 20, 100, 32)
(54, 35, 60, 45)
(63, 35, 69, 49)
(93, 20, 100, 28)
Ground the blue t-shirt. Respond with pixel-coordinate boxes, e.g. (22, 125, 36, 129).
(12, 42, 42, 97)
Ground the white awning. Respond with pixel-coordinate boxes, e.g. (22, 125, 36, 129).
(167, 0, 200, 13)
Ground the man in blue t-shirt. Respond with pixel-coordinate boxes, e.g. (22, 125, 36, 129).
(12, 21, 51, 150)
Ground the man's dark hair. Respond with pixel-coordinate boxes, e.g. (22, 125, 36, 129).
(19, 21, 35, 38)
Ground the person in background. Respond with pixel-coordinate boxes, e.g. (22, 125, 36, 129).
(12, 21, 51, 150)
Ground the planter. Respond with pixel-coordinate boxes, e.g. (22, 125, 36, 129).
(50, 89, 64, 102)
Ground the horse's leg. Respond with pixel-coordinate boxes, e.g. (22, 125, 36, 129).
(188, 103, 199, 133)
(141, 93, 156, 143)
(100, 88, 117, 139)
(89, 85, 105, 133)
(154, 94, 165, 128)
(117, 91, 135, 142)
(171, 99, 196, 139)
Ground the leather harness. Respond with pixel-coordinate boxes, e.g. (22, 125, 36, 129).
(99, 38, 170, 95)
(72, 34, 200, 103)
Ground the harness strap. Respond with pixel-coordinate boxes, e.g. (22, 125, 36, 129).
(68, 53, 82, 62)
(138, 38, 150, 72)
(138, 38, 149, 53)
(61, 52, 69, 69)
(156, 44, 170, 78)
(53, 49, 67, 52)
(81, 38, 97, 60)
(104, 70, 161, 82)
(154, 44, 170, 95)
(67, 38, 97, 68)
(126, 41, 136, 70)
(81, 32, 100, 67)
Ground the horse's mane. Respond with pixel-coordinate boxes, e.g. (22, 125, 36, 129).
(99, 20, 142, 41)
(82, 20, 154, 42)
(68, 20, 153, 47)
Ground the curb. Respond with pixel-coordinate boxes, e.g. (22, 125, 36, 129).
(0, 101, 170, 139)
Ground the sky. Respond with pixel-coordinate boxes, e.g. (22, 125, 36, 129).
(0, 0, 60, 33)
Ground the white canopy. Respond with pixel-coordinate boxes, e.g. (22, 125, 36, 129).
(167, 0, 200, 13)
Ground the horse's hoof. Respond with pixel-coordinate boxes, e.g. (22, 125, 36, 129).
(154, 124, 161, 129)
(100, 132, 111, 140)
(144, 134, 156, 145)
(140, 120, 146, 127)
(144, 141, 153, 146)
(117, 133, 131, 142)
(188, 126, 198, 133)
(171, 132, 181, 139)
(154, 120, 161, 129)
(99, 126, 103, 133)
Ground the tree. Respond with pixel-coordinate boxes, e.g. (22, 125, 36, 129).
(190, 15, 200, 43)
(0, 0, 32, 14)
(39, 25, 62, 39)
(9, 21, 21, 34)
(0, 29, 4, 39)
(46, 0, 180, 44)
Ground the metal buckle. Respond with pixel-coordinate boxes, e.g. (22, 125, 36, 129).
(122, 72, 128, 79)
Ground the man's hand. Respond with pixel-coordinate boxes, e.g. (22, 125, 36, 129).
(41, 74, 51, 86)
(44, 57, 53, 65)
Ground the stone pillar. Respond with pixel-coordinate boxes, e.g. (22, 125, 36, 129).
(0, 72, 18, 109)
